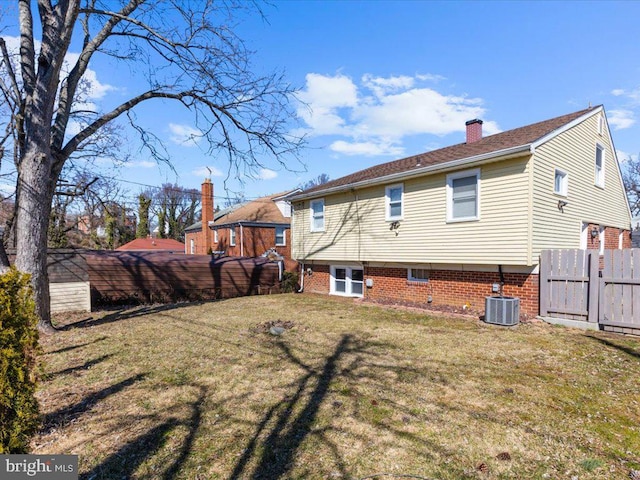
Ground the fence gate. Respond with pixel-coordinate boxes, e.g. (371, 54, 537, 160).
(539, 249, 599, 325)
(540, 248, 640, 334)
(599, 249, 640, 332)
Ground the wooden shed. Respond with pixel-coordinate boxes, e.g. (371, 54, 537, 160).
(7, 249, 92, 313)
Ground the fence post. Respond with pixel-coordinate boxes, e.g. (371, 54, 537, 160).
(587, 250, 599, 324)
(539, 250, 549, 317)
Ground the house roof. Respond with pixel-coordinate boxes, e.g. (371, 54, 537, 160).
(213, 190, 296, 227)
(116, 238, 185, 251)
(183, 202, 249, 233)
(292, 106, 598, 200)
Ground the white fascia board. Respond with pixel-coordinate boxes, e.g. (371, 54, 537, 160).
(290, 144, 532, 202)
(530, 106, 603, 152)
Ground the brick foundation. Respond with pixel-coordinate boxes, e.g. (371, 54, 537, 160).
(300, 264, 539, 317)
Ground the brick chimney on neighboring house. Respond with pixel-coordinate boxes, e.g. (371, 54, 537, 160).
(465, 119, 483, 143)
(201, 179, 213, 254)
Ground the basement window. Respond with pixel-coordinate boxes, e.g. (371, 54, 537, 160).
(408, 268, 429, 282)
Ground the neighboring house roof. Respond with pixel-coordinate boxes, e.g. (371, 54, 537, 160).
(116, 238, 185, 251)
(213, 190, 297, 227)
(292, 107, 595, 200)
(183, 203, 248, 233)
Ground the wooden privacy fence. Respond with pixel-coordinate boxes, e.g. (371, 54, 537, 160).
(540, 249, 640, 335)
(8, 249, 283, 311)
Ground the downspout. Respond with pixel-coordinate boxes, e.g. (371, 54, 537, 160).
(298, 262, 305, 293)
(240, 223, 244, 257)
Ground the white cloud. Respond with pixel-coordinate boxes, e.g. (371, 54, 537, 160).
(330, 140, 405, 157)
(616, 149, 638, 163)
(258, 168, 277, 180)
(297, 73, 358, 136)
(298, 72, 501, 157)
(3, 36, 115, 102)
(610, 86, 640, 103)
(169, 123, 201, 146)
(608, 109, 635, 130)
(127, 160, 157, 168)
(192, 166, 224, 177)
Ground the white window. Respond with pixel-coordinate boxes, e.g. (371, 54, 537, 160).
(189, 238, 195, 254)
(330, 266, 364, 297)
(310, 199, 325, 232)
(229, 227, 236, 246)
(214, 229, 218, 243)
(385, 184, 403, 221)
(275, 226, 286, 246)
(408, 268, 429, 282)
(447, 169, 480, 222)
(598, 114, 604, 135)
(554, 169, 568, 196)
(619, 230, 624, 250)
(595, 144, 605, 188)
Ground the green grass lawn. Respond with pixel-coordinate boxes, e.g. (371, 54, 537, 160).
(35, 294, 640, 479)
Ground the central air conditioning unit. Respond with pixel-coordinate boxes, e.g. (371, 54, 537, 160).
(485, 296, 520, 326)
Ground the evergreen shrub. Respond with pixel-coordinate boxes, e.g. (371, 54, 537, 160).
(0, 268, 40, 453)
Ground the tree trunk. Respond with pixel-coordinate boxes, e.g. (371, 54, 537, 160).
(14, 151, 56, 334)
(0, 237, 9, 274)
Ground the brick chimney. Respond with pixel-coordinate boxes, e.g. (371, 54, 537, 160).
(465, 119, 483, 144)
(201, 179, 213, 254)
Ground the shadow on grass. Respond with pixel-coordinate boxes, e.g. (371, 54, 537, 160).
(229, 335, 352, 480)
(57, 302, 204, 331)
(47, 353, 114, 379)
(44, 336, 109, 355)
(80, 385, 207, 480)
(42, 373, 148, 435)
(587, 335, 640, 360)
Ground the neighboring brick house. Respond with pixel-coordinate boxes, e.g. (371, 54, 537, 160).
(184, 180, 299, 270)
(289, 106, 632, 317)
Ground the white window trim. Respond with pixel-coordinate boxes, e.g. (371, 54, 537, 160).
(554, 168, 568, 197)
(619, 230, 624, 250)
(580, 222, 588, 250)
(407, 268, 429, 283)
(189, 238, 195, 254)
(385, 183, 404, 221)
(310, 198, 325, 232)
(214, 229, 218, 243)
(595, 143, 605, 188)
(229, 227, 236, 246)
(275, 226, 286, 246)
(330, 265, 364, 298)
(446, 168, 481, 223)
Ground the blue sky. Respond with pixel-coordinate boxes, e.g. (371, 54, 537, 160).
(2, 1, 640, 207)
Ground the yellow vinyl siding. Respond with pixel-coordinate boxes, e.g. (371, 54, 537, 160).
(531, 112, 631, 262)
(293, 156, 532, 265)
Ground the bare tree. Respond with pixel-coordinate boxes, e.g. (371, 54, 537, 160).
(623, 154, 640, 217)
(152, 183, 199, 241)
(300, 173, 330, 191)
(0, 1, 303, 331)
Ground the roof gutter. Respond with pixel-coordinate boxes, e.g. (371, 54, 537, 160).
(290, 143, 532, 202)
